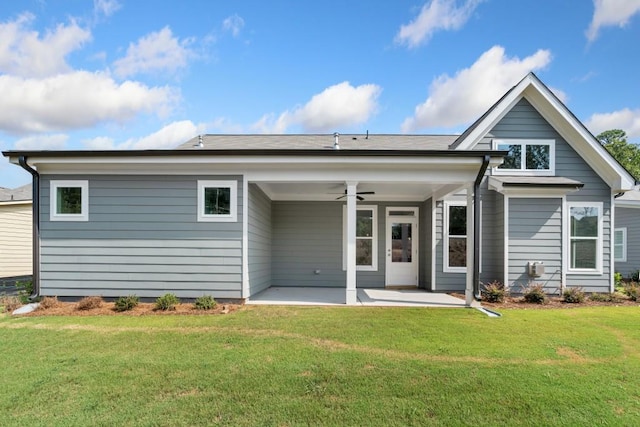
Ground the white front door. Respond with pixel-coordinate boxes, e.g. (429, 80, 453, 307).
(385, 209, 418, 287)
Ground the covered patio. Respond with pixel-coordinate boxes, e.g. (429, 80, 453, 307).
(246, 287, 474, 307)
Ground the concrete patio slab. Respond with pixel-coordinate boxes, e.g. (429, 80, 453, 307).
(246, 287, 467, 307)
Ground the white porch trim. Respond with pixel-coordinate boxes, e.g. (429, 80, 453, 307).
(345, 181, 358, 305)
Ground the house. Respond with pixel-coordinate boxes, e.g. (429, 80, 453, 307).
(2, 73, 636, 304)
(614, 187, 640, 279)
(0, 184, 33, 280)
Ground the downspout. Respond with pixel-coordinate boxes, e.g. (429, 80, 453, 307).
(18, 156, 39, 299)
(473, 155, 491, 300)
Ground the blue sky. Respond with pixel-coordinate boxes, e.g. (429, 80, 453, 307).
(1, 0, 640, 188)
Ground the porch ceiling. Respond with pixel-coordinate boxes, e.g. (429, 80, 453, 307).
(257, 181, 461, 202)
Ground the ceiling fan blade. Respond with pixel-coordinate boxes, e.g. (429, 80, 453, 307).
(357, 191, 375, 195)
(357, 195, 365, 201)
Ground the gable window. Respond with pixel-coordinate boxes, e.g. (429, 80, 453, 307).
(614, 228, 627, 262)
(197, 180, 237, 222)
(50, 180, 88, 221)
(493, 139, 555, 176)
(343, 206, 378, 271)
(444, 202, 467, 272)
(567, 202, 602, 273)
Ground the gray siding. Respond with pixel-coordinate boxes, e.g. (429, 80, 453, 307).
(508, 198, 562, 293)
(247, 184, 272, 296)
(486, 98, 613, 292)
(39, 175, 244, 299)
(615, 206, 640, 278)
(271, 201, 424, 288)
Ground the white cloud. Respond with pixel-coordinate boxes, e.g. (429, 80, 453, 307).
(395, 0, 483, 48)
(14, 134, 69, 150)
(401, 46, 552, 132)
(0, 71, 178, 134)
(94, 0, 121, 18)
(83, 121, 204, 150)
(253, 82, 382, 133)
(586, 0, 640, 42)
(113, 27, 195, 78)
(586, 108, 640, 139)
(222, 14, 245, 37)
(0, 13, 91, 78)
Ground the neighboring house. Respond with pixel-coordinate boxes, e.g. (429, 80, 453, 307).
(2, 73, 636, 304)
(614, 187, 640, 279)
(0, 184, 33, 279)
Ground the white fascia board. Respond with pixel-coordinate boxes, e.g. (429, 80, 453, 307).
(615, 200, 640, 209)
(0, 200, 32, 206)
(487, 177, 581, 197)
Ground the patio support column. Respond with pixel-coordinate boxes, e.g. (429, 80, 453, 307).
(345, 181, 358, 305)
(465, 183, 475, 306)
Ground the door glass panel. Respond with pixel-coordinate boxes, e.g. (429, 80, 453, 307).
(388, 210, 415, 216)
(391, 223, 412, 263)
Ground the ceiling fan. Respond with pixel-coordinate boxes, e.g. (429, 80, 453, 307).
(334, 190, 375, 201)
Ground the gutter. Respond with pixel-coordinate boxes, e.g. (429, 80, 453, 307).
(473, 155, 491, 300)
(17, 156, 39, 299)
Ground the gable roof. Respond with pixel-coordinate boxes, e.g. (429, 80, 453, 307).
(452, 72, 636, 192)
(0, 183, 32, 203)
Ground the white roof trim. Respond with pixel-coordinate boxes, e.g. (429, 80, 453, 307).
(454, 73, 636, 192)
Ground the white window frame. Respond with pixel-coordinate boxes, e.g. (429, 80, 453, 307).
(493, 139, 555, 176)
(443, 201, 467, 273)
(50, 180, 89, 222)
(342, 205, 378, 271)
(566, 202, 603, 275)
(614, 227, 627, 262)
(197, 180, 238, 222)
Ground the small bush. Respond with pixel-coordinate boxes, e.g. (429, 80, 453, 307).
(481, 281, 507, 303)
(0, 295, 22, 313)
(522, 283, 547, 304)
(614, 272, 623, 288)
(562, 287, 585, 304)
(623, 282, 639, 301)
(39, 296, 59, 310)
(194, 295, 217, 310)
(589, 292, 614, 302)
(16, 280, 34, 304)
(114, 295, 139, 312)
(76, 296, 103, 311)
(632, 270, 640, 282)
(155, 293, 180, 311)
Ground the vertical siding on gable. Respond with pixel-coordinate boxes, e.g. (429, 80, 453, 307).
(508, 198, 562, 293)
(39, 175, 244, 299)
(485, 98, 613, 292)
(247, 184, 272, 297)
(0, 203, 33, 278)
(613, 207, 640, 278)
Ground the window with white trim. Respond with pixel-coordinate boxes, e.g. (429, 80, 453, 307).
(567, 202, 602, 273)
(493, 139, 555, 176)
(50, 180, 89, 221)
(614, 227, 627, 262)
(197, 180, 237, 222)
(342, 205, 378, 271)
(444, 201, 466, 272)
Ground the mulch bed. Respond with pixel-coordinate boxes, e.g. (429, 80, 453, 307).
(450, 293, 640, 309)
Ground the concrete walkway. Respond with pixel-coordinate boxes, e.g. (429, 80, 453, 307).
(246, 287, 468, 307)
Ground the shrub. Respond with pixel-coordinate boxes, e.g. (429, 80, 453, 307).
(76, 296, 103, 311)
(481, 281, 506, 303)
(623, 282, 639, 301)
(194, 295, 217, 310)
(0, 295, 22, 313)
(632, 270, 640, 282)
(614, 272, 623, 288)
(39, 296, 59, 310)
(562, 287, 585, 304)
(114, 295, 139, 312)
(589, 292, 614, 302)
(16, 280, 34, 304)
(522, 283, 547, 304)
(155, 293, 180, 311)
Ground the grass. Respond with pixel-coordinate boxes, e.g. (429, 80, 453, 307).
(1, 306, 640, 426)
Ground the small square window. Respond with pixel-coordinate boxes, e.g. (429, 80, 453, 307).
(197, 180, 237, 222)
(50, 180, 89, 221)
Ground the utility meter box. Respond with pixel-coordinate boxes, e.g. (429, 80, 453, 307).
(528, 261, 544, 277)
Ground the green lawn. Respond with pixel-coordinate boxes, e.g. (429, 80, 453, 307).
(1, 306, 640, 426)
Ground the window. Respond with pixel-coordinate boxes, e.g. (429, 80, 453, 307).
(493, 139, 555, 176)
(50, 180, 88, 221)
(444, 202, 467, 272)
(567, 202, 602, 273)
(343, 206, 378, 271)
(614, 228, 627, 262)
(197, 180, 237, 222)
